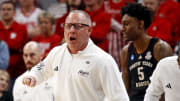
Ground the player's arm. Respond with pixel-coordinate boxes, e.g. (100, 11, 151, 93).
(154, 40, 173, 61)
(120, 44, 130, 94)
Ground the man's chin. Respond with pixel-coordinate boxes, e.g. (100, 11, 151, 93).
(26, 65, 33, 70)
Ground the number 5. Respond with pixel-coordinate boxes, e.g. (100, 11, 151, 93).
(137, 67, 144, 80)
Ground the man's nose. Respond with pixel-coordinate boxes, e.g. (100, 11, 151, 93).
(26, 56, 31, 61)
(69, 25, 76, 31)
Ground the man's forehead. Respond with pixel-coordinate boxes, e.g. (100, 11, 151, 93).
(66, 12, 87, 23)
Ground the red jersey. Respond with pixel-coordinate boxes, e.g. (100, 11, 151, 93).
(85, 5, 111, 52)
(32, 33, 62, 58)
(104, 0, 134, 23)
(0, 21, 28, 78)
(155, 0, 180, 46)
(55, 13, 68, 38)
(147, 18, 174, 47)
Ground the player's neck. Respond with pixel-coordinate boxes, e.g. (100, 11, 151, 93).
(2, 19, 14, 29)
(133, 33, 152, 54)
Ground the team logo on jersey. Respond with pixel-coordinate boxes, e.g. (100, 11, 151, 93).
(138, 55, 142, 60)
(78, 70, 89, 77)
(145, 51, 152, 60)
(10, 32, 17, 39)
(159, 13, 166, 18)
(130, 54, 135, 61)
(92, 22, 96, 27)
(152, 26, 157, 31)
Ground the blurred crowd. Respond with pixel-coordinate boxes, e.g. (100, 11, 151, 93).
(0, 0, 179, 101)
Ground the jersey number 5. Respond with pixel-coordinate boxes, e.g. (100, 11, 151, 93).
(137, 67, 144, 80)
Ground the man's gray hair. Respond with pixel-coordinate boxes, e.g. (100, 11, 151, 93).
(68, 10, 92, 26)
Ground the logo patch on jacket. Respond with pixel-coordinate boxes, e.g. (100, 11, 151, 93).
(165, 83, 172, 89)
(54, 66, 58, 71)
(78, 70, 89, 77)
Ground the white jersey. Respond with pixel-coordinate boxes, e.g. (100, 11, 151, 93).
(28, 39, 129, 101)
(14, 8, 43, 32)
(144, 56, 180, 101)
(13, 71, 54, 101)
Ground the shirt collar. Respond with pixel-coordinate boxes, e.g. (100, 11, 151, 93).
(65, 38, 94, 56)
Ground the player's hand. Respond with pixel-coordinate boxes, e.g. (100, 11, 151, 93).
(22, 76, 36, 87)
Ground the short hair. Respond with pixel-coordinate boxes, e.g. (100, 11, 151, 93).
(0, 69, 10, 81)
(38, 11, 55, 24)
(23, 41, 42, 54)
(68, 10, 92, 26)
(121, 3, 152, 30)
(0, 0, 16, 10)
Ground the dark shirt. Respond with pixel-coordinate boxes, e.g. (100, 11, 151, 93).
(127, 38, 159, 101)
(0, 91, 13, 101)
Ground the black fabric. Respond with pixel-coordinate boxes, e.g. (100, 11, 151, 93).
(0, 91, 13, 101)
(127, 38, 159, 101)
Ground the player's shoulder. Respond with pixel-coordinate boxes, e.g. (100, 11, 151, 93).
(154, 39, 171, 49)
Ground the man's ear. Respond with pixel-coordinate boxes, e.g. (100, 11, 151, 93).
(139, 20, 144, 29)
(88, 27, 92, 36)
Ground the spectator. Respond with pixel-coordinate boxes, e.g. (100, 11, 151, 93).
(55, 0, 85, 40)
(14, 0, 43, 39)
(48, 0, 68, 19)
(0, 1, 28, 91)
(84, 0, 111, 52)
(0, 40, 9, 70)
(32, 12, 62, 58)
(155, 0, 180, 48)
(143, 0, 175, 48)
(104, 0, 134, 23)
(23, 10, 129, 101)
(144, 50, 180, 101)
(104, 0, 135, 68)
(120, 3, 172, 101)
(0, 69, 13, 101)
(13, 41, 54, 101)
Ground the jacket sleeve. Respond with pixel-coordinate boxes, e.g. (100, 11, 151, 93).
(28, 47, 58, 85)
(99, 56, 129, 101)
(13, 77, 23, 101)
(0, 41, 9, 69)
(144, 61, 164, 101)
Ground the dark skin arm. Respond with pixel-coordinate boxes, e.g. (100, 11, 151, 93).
(120, 44, 131, 95)
(154, 40, 173, 61)
(154, 40, 173, 101)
